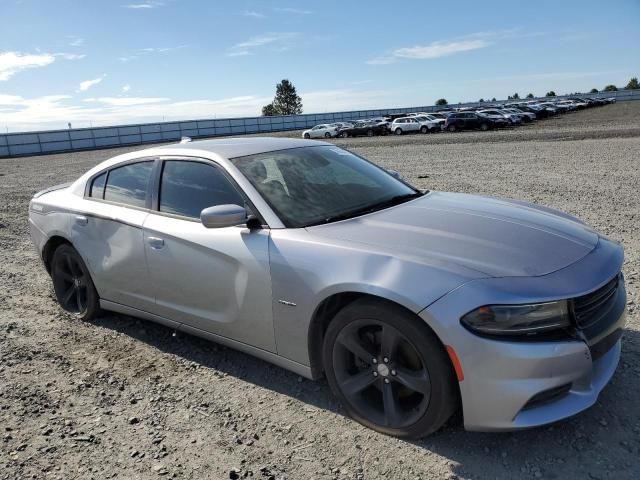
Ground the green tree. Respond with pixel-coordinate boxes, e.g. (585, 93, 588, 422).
(625, 77, 639, 89)
(546, 90, 556, 97)
(589, 88, 599, 93)
(491, 97, 496, 102)
(261, 103, 277, 116)
(435, 98, 448, 106)
(512, 92, 520, 99)
(261, 79, 303, 116)
(526, 93, 534, 99)
(478, 98, 485, 103)
(603, 84, 618, 92)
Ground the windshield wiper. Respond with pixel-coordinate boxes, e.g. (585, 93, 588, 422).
(305, 191, 423, 227)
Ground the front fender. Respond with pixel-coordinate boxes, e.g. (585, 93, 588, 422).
(268, 230, 478, 366)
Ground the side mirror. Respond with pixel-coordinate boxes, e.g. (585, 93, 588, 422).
(200, 204, 246, 229)
(385, 168, 402, 180)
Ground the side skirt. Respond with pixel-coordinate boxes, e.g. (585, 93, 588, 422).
(99, 299, 314, 379)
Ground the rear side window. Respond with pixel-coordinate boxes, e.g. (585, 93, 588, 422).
(104, 161, 153, 208)
(89, 172, 106, 199)
(159, 161, 244, 219)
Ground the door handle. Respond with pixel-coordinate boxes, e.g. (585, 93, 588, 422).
(147, 236, 164, 249)
(75, 215, 88, 225)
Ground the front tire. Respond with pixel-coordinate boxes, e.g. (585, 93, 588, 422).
(420, 126, 428, 134)
(394, 128, 403, 135)
(480, 123, 489, 131)
(304, 133, 310, 139)
(322, 298, 458, 439)
(447, 124, 457, 132)
(51, 244, 100, 321)
(340, 131, 349, 138)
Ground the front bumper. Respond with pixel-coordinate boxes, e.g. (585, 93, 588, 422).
(422, 236, 626, 431)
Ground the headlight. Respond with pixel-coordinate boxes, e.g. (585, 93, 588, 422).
(461, 301, 570, 337)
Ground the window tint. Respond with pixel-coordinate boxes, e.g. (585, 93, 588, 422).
(104, 161, 153, 208)
(159, 161, 244, 219)
(89, 172, 106, 199)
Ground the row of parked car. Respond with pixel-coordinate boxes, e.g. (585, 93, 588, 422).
(301, 96, 616, 138)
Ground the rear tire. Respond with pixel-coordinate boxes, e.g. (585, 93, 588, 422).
(394, 128, 403, 135)
(367, 129, 374, 137)
(480, 123, 489, 131)
(340, 132, 349, 138)
(447, 124, 457, 132)
(51, 244, 100, 321)
(324, 132, 332, 138)
(323, 298, 458, 439)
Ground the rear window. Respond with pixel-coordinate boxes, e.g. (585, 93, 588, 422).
(104, 161, 153, 208)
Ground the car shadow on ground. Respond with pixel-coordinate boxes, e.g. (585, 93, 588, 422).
(89, 311, 640, 478)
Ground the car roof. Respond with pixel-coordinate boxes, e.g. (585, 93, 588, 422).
(158, 137, 329, 159)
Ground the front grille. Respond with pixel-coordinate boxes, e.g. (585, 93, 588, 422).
(572, 274, 620, 329)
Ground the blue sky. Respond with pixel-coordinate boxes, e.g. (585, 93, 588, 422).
(1, 0, 638, 131)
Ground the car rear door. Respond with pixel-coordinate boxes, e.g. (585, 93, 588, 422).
(142, 157, 275, 352)
(71, 160, 156, 312)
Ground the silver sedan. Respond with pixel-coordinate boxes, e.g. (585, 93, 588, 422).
(29, 138, 626, 438)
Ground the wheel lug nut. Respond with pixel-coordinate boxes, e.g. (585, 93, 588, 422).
(383, 357, 389, 363)
(372, 358, 377, 364)
(384, 378, 390, 384)
(373, 371, 378, 377)
(391, 370, 396, 376)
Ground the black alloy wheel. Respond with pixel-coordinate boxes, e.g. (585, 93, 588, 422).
(323, 299, 458, 438)
(51, 244, 100, 321)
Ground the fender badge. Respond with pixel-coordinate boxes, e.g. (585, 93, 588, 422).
(278, 300, 297, 307)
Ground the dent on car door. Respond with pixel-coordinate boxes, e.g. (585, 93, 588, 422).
(142, 159, 275, 352)
(71, 161, 156, 312)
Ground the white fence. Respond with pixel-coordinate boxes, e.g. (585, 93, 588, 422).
(1, 89, 638, 158)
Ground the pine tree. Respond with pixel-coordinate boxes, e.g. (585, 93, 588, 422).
(625, 77, 639, 89)
(262, 79, 303, 116)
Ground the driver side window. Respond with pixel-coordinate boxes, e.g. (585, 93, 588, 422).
(158, 160, 244, 219)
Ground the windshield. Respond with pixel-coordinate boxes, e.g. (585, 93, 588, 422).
(231, 146, 420, 228)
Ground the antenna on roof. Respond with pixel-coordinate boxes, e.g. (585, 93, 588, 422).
(180, 136, 192, 144)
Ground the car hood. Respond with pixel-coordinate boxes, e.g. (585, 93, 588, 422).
(309, 192, 599, 278)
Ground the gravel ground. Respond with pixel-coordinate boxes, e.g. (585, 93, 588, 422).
(1, 102, 639, 480)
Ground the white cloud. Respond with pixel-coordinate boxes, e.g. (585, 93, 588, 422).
(367, 38, 489, 65)
(393, 39, 489, 59)
(68, 37, 85, 47)
(274, 7, 313, 14)
(84, 97, 168, 106)
(122, 84, 131, 92)
(0, 51, 55, 81)
(79, 76, 105, 92)
(227, 33, 297, 57)
(242, 10, 265, 18)
(57, 53, 86, 60)
(122, 1, 163, 8)
(118, 45, 187, 62)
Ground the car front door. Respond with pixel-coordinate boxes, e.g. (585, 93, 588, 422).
(72, 160, 156, 313)
(142, 158, 275, 351)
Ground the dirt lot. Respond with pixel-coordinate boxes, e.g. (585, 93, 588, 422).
(1, 102, 639, 480)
